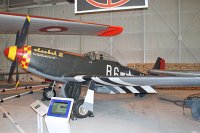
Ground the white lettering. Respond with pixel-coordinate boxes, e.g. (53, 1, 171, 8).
(114, 67, 119, 76)
(126, 70, 133, 76)
(106, 65, 120, 76)
(106, 65, 112, 76)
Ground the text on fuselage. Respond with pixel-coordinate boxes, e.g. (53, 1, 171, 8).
(106, 65, 133, 76)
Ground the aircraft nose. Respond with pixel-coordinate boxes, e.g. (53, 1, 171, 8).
(4, 45, 32, 69)
(4, 47, 9, 57)
(4, 46, 17, 61)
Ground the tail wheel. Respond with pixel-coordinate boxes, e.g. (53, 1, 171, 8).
(43, 88, 56, 100)
(72, 99, 91, 119)
(64, 82, 81, 101)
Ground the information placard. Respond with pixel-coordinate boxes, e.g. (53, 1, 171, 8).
(30, 100, 48, 117)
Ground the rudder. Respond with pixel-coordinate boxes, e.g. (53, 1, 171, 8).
(152, 57, 165, 70)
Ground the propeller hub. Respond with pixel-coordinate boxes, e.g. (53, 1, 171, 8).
(4, 46, 17, 61)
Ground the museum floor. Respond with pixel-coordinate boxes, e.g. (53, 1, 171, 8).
(0, 84, 200, 133)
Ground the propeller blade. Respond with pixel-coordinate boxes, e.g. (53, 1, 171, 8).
(7, 30, 20, 83)
(16, 58, 19, 83)
(8, 16, 30, 83)
(8, 61, 17, 83)
(15, 80, 20, 88)
(15, 30, 20, 46)
(16, 15, 31, 48)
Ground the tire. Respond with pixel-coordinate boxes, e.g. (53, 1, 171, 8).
(64, 82, 81, 101)
(191, 100, 200, 121)
(72, 99, 91, 119)
(43, 88, 56, 100)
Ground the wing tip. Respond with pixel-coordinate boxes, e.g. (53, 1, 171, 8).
(97, 26, 123, 37)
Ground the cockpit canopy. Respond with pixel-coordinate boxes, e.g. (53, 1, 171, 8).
(84, 51, 118, 62)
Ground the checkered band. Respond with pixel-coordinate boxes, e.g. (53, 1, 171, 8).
(20, 46, 32, 69)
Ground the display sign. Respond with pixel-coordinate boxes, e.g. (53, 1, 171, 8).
(51, 102, 68, 115)
(75, 0, 148, 14)
(30, 100, 48, 117)
(45, 97, 74, 133)
(47, 97, 73, 119)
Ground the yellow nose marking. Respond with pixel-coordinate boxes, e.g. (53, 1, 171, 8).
(8, 46, 17, 61)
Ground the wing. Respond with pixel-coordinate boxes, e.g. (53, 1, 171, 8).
(149, 69, 200, 77)
(74, 75, 200, 87)
(0, 12, 123, 36)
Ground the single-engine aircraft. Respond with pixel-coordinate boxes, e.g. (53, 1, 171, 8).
(1, 12, 200, 118)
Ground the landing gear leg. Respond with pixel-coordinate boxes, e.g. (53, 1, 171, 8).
(72, 99, 94, 119)
(42, 81, 56, 101)
(72, 81, 95, 119)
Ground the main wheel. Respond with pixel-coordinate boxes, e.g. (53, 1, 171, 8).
(64, 82, 81, 101)
(73, 99, 91, 119)
(43, 88, 56, 100)
(191, 100, 200, 121)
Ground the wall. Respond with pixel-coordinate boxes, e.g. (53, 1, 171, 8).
(128, 63, 200, 74)
(1, 0, 200, 75)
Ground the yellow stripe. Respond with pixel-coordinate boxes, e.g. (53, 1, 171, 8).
(15, 80, 20, 88)
(8, 46, 17, 61)
(26, 15, 31, 22)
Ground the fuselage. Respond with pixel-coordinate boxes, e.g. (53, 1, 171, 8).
(4, 45, 144, 82)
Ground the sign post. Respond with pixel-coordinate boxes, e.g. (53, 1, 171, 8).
(30, 100, 48, 133)
(45, 97, 74, 133)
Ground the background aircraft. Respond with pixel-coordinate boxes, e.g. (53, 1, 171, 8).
(1, 12, 200, 118)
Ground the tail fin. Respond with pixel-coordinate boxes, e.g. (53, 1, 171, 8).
(152, 57, 165, 70)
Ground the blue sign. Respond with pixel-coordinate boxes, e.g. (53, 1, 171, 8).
(47, 99, 72, 118)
